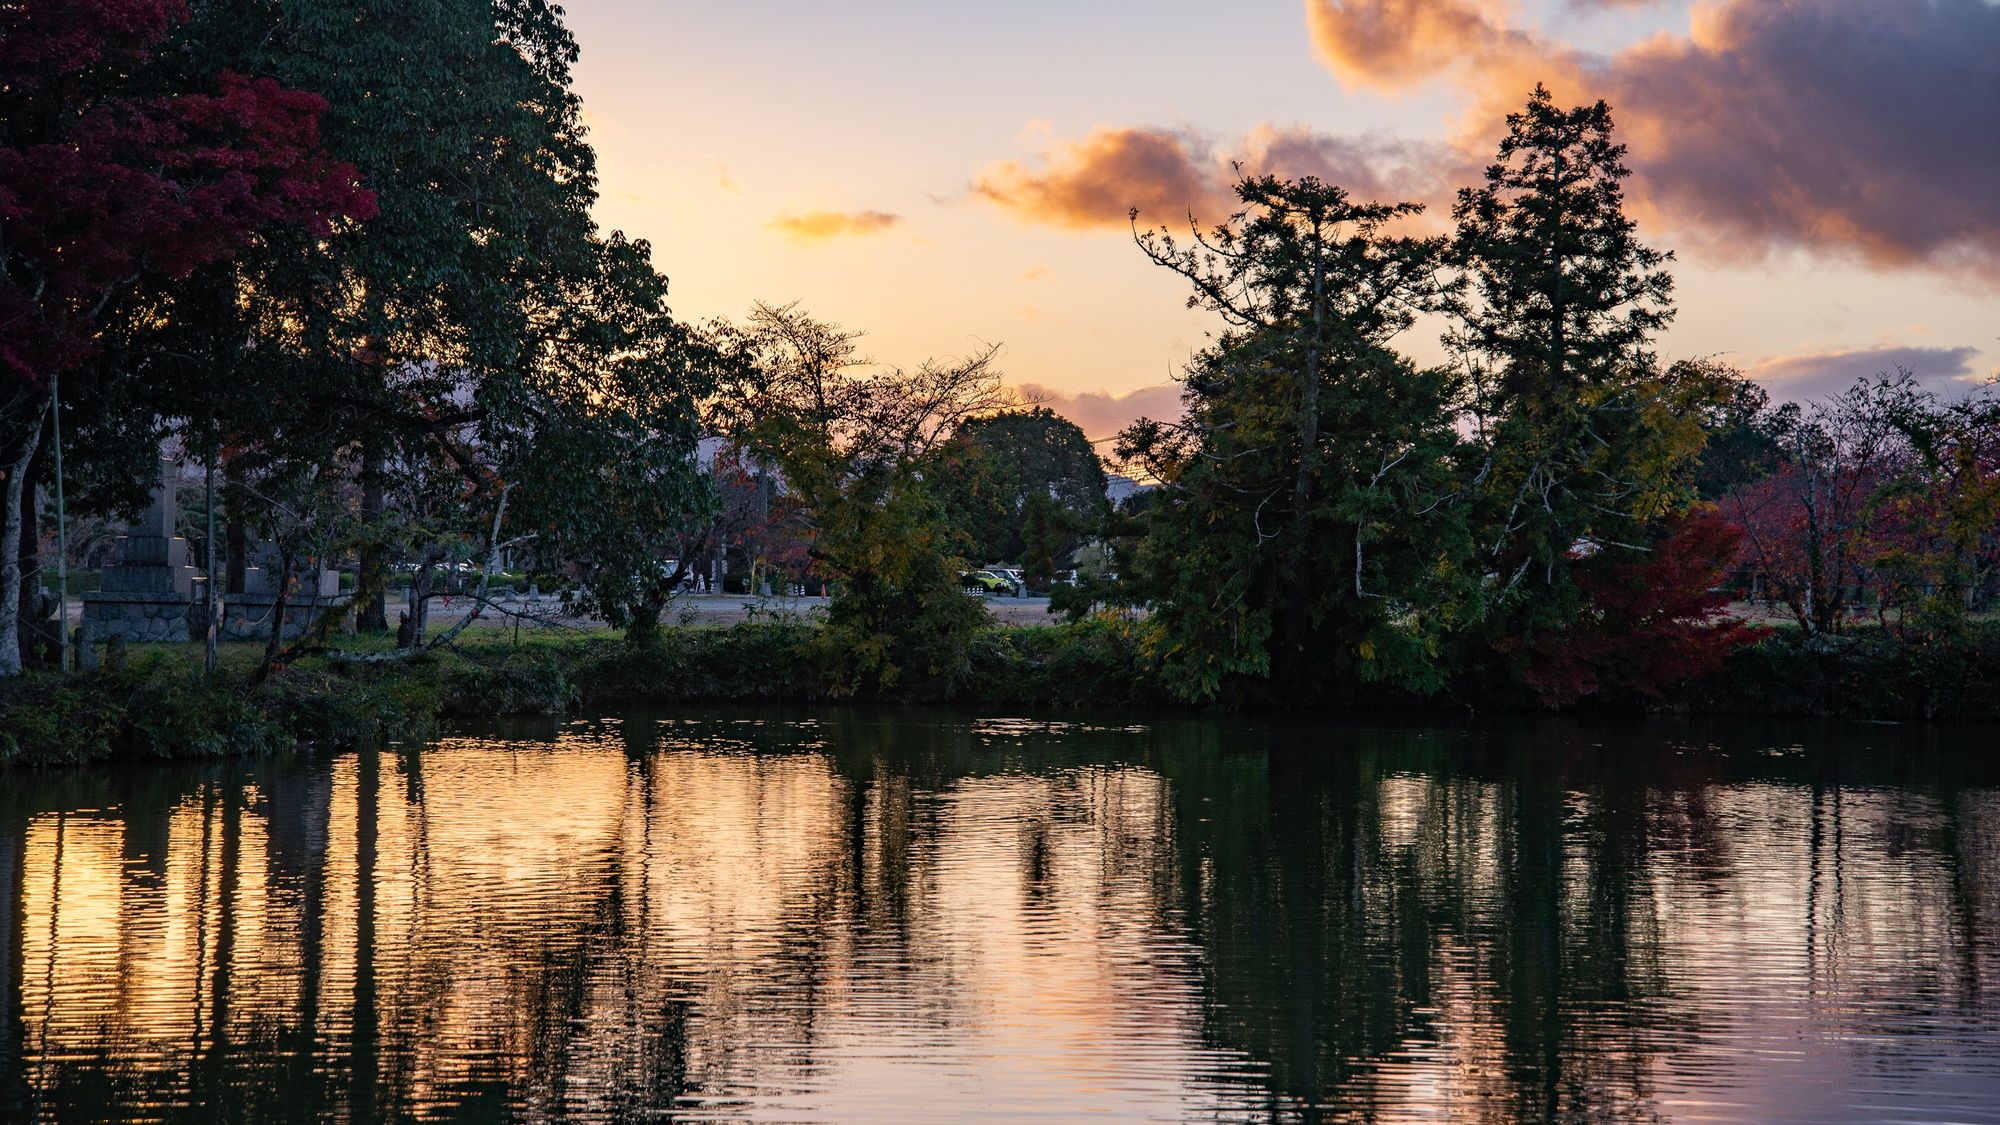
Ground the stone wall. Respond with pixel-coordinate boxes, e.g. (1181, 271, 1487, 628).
(219, 594, 348, 642)
(79, 592, 194, 644)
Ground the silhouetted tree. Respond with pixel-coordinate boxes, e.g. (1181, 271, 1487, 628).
(1449, 85, 1713, 638)
(1119, 173, 1472, 701)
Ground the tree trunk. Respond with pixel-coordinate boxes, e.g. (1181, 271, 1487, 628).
(225, 460, 248, 594)
(0, 411, 48, 678)
(405, 564, 433, 648)
(625, 595, 665, 647)
(260, 553, 293, 677)
(1278, 214, 1327, 680)
(1291, 215, 1325, 542)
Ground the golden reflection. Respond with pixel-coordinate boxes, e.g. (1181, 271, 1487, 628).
(4, 720, 1999, 1123)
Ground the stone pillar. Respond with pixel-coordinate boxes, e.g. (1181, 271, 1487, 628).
(79, 460, 196, 643)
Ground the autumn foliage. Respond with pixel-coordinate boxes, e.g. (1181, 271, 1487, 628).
(1507, 511, 1763, 707)
(1717, 375, 2000, 643)
(0, 0, 374, 386)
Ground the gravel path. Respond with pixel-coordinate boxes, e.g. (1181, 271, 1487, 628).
(408, 592, 1063, 630)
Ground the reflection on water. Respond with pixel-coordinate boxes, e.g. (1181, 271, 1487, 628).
(3, 712, 1999, 1123)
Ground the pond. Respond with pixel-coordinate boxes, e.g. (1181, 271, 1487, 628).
(3, 710, 1999, 1123)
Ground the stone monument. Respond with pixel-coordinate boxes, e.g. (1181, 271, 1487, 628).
(79, 460, 197, 643)
(80, 459, 350, 644)
(218, 540, 346, 641)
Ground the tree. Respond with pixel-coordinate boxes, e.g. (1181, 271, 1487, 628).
(1725, 372, 2000, 642)
(1720, 376, 1914, 637)
(1690, 362, 1782, 500)
(714, 303, 1008, 697)
(1449, 86, 1707, 635)
(154, 0, 711, 651)
(1503, 509, 1761, 707)
(1017, 492, 1086, 591)
(0, 0, 372, 675)
(1118, 173, 1472, 702)
(1868, 378, 2000, 638)
(934, 407, 1108, 565)
(508, 235, 716, 642)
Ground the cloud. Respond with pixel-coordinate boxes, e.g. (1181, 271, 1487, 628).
(1303, 0, 1542, 91)
(1605, 0, 2000, 276)
(971, 3, 1998, 277)
(1017, 382, 1185, 441)
(766, 209, 904, 244)
(1299, 0, 2000, 279)
(972, 124, 1456, 231)
(1745, 344, 1983, 403)
(973, 127, 1235, 231)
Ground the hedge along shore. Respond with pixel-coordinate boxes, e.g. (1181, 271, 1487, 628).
(4, 618, 1999, 768)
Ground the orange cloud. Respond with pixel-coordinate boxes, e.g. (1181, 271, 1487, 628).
(1302, 0, 1541, 91)
(973, 124, 1457, 232)
(766, 209, 904, 244)
(1299, 0, 2000, 280)
(973, 127, 1235, 231)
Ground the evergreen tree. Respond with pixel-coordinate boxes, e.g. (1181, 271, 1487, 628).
(1449, 85, 1712, 632)
(1121, 174, 1473, 702)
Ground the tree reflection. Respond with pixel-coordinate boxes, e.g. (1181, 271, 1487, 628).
(1, 714, 1996, 1122)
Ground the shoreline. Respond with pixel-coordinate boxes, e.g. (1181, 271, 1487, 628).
(4, 617, 1998, 769)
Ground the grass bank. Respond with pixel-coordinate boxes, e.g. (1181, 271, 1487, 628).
(0, 616, 1161, 767)
(3, 617, 1995, 767)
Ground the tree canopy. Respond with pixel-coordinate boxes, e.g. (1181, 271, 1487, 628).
(934, 406, 1108, 566)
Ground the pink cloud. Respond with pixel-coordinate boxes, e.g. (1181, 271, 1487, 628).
(1299, 0, 2000, 279)
(1745, 344, 1984, 403)
(972, 124, 1455, 232)
(1017, 381, 1184, 442)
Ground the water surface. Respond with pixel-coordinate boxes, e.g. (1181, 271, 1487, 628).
(4, 711, 1998, 1123)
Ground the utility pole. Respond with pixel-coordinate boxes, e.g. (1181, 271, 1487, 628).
(51, 371, 70, 671)
(204, 445, 218, 676)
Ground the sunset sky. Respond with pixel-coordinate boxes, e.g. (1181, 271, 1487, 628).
(562, 0, 1999, 441)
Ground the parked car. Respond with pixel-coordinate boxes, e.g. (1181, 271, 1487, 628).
(960, 570, 1012, 594)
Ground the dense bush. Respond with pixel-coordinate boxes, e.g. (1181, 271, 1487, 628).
(572, 620, 821, 704)
(0, 644, 571, 767)
(1686, 622, 2000, 721)
(963, 616, 1163, 706)
(0, 659, 284, 766)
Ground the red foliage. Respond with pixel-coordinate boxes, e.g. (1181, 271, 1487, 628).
(1513, 510, 1763, 706)
(1718, 459, 1884, 636)
(1, 0, 376, 386)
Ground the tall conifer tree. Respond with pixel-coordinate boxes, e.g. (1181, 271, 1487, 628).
(1450, 86, 1710, 631)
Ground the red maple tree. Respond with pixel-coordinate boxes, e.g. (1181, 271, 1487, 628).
(1509, 510, 1763, 706)
(1, 0, 376, 389)
(1, 0, 376, 674)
